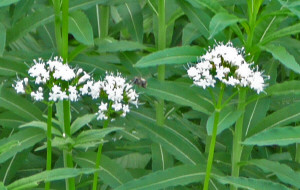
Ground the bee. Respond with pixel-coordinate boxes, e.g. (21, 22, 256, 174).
(132, 77, 147, 88)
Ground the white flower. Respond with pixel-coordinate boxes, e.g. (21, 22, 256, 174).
(78, 72, 91, 84)
(187, 42, 268, 94)
(96, 111, 108, 120)
(28, 58, 49, 84)
(31, 87, 44, 101)
(112, 102, 122, 111)
(68, 85, 79, 102)
(49, 85, 68, 101)
(13, 79, 26, 94)
(99, 102, 108, 111)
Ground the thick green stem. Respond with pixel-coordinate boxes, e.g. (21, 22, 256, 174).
(295, 144, 300, 163)
(156, 0, 166, 126)
(92, 117, 110, 190)
(100, 6, 109, 39)
(54, 0, 61, 54)
(61, 0, 75, 189)
(63, 100, 75, 190)
(45, 103, 53, 190)
(203, 85, 225, 190)
(231, 88, 247, 190)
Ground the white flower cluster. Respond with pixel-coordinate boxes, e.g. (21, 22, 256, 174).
(13, 57, 91, 102)
(187, 42, 268, 93)
(80, 72, 139, 120)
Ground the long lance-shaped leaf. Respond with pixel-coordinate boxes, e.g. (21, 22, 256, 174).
(246, 101, 300, 137)
(216, 176, 290, 190)
(7, 168, 96, 190)
(0, 23, 6, 56)
(138, 79, 214, 115)
(259, 22, 300, 45)
(244, 126, 300, 146)
(115, 164, 218, 190)
(245, 159, 300, 189)
(135, 46, 204, 68)
(74, 151, 133, 188)
(266, 80, 300, 96)
(0, 58, 28, 76)
(19, 121, 61, 136)
(74, 127, 122, 149)
(0, 128, 45, 164)
(6, 0, 108, 44)
(0, 87, 43, 121)
(69, 11, 94, 45)
(260, 44, 300, 74)
(95, 37, 146, 53)
(70, 114, 95, 135)
(117, 2, 143, 43)
(130, 109, 202, 161)
(129, 115, 205, 165)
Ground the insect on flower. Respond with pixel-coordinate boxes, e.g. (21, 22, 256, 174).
(132, 76, 147, 88)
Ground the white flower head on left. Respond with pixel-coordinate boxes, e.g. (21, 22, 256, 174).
(13, 56, 92, 102)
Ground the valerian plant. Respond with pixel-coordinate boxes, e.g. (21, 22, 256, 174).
(0, 0, 300, 190)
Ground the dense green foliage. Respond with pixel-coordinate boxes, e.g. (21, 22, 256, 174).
(0, 0, 300, 189)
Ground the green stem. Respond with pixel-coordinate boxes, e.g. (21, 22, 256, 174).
(92, 116, 110, 190)
(54, 0, 61, 54)
(100, 6, 110, 39)
(63, 100, 75, 190)
(45, 103, 53, 190)
(203, 85, 225, 190)
(61, 0, 75, 189)
(231, 88, 247, 190)
(295, 144, 300, 163)
(156, 0, 166, 126)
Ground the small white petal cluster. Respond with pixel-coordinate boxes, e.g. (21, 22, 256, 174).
(13, 57, 91, 102)
(187, 42, 268, 93)
(81, 72, 138, 120)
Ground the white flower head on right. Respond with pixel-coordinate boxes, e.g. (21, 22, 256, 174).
(187, 42, 269, 94)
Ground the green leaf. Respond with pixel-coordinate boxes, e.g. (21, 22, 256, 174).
(0, 88, 43, 121)
(266, 80, 300, 96)
(19, 121, 61, 136)
(115, 164, 208, 190)
(131, 115, 205, 165)
(118, 2, 143, 43)
(0, 112, 26, 129)
(74, 151, 133, 188)
(207, 107, 242, 135)
(74, 127, 122, 148)
(260, 44, 300, 73)
(70, 114, 95, 135)
(0, 0, 20, 7)
(0, 24, 6, 56)
(138, 79, 214, 115)
(6, 0, 108, 44)
(95, 37, 146, 53)
(182, 23, 201, 45)
(177, 0, 210, 38)
(243, 126, 300, 146)
(0, 58, 28, 76)
(216, 176, 290, 190)
(260, 23, 300, 45)
(246, 159, 300, 189)
(69, 11, 94, 45)
(7, 168, 96, 190)
(0, 128, 45, 164)
(247, 101, 300, 137)
(209, 13, 245, 39)
(135, 46, 204, 68)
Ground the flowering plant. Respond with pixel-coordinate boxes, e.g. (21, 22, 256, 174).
(187, 42, 268, 93)
(13, 56, 91, 102)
